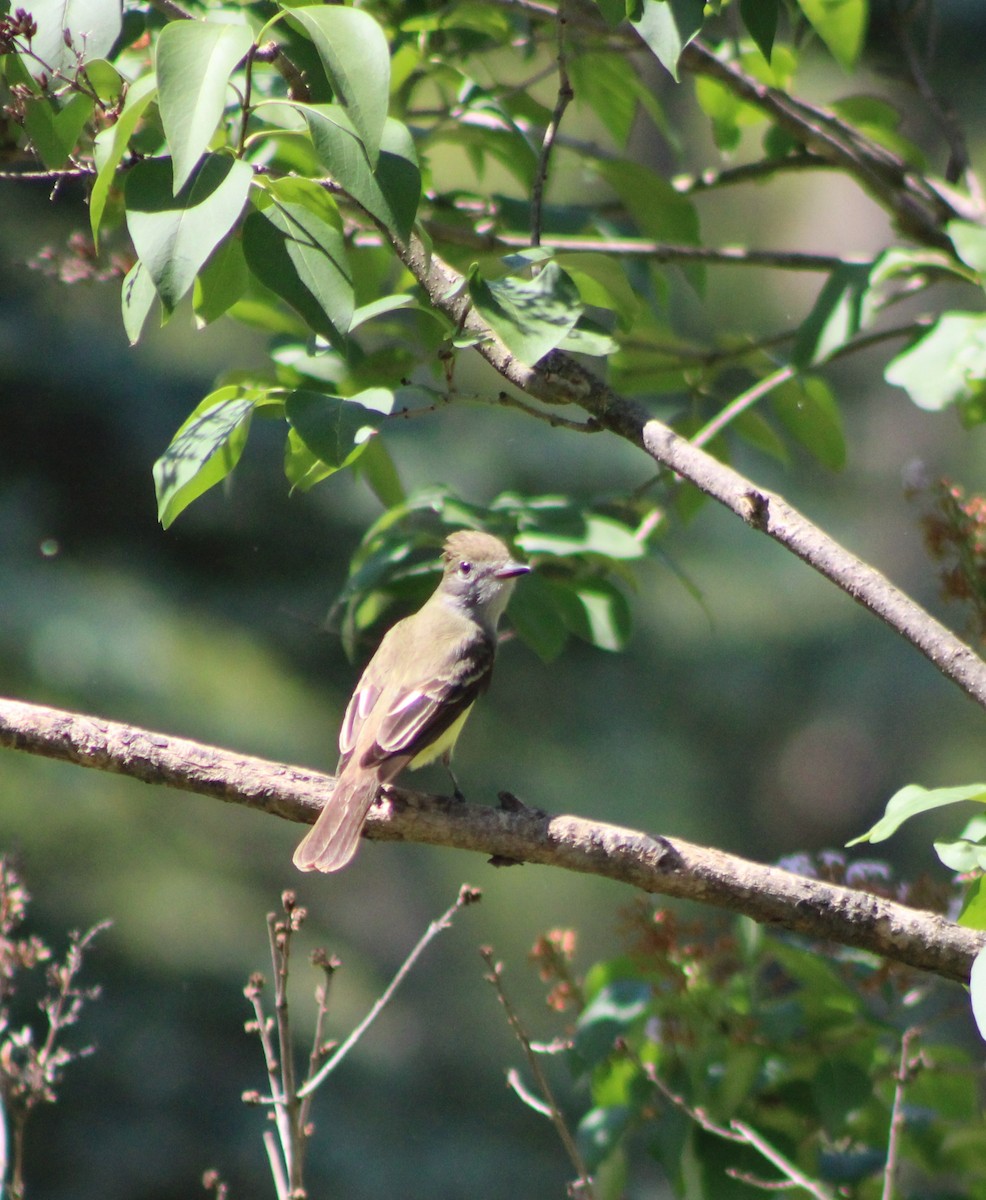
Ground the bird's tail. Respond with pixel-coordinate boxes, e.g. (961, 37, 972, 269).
(292, 771, 380, 873)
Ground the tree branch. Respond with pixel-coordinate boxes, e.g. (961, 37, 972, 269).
(1, 696, 982, 985)
(385, 228, 986, 714)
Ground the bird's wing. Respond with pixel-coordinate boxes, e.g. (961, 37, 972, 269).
(344, 628, 495, 771)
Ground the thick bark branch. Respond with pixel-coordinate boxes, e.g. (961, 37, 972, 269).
(1, 696, 981, 985)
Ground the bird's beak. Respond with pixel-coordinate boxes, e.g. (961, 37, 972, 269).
(495, 560, 531, 580)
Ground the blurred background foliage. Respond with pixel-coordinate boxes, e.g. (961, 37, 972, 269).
(4, 0, 986, 1196)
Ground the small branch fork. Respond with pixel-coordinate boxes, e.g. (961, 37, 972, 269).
(240, 886, 480, 1198)
(482, 948, 595, 1198)
(1, 697, 984, 985)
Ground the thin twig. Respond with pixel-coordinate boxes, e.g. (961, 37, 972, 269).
(481, 947, 595, 1197)
(298, 950, 339, 1146)
(496, 390, 603, 431)
(691, 365, 796, 448)
(530, 0, 573, 247)
(645, 1068, 836, 1200)
(882, 1026, 922, 1200)
(294, 885, 481, 1100)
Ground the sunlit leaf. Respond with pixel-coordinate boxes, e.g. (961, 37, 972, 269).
(125, 154, 254, 311)
(970, 947, 986, 1040)
(121, 258, 158, 346)
(91, 73, 158, 247)
(304, 106, 421, 240)
(26, 0, 121, 76)
(847, 782, 986, 846)
(284, 5, 389, 166)
(193, 234, 249, 327)
(154, 387, 257, 527)
(797, 0, 868, 70)
(631, 0, 705, 81)
(156, 21, 254, 193)
(885, 313, 986, 416)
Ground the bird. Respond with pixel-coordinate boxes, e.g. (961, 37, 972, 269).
(293, 529, 530, 872)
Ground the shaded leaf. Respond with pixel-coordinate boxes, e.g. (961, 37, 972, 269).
(468, 261, 582, 366)
(156, 21, 254, 193)
(242, 178, 353, 342)
(22, 92, 92, 169)
(772, 375, 846, 470)
(792, 262, 875, 367)
(740, 0, 778, 61)
(121, 258, 157, 345)
(193, 233, 248, 326)
(125, 154, 254, 310)
(284, 389, 385, 488)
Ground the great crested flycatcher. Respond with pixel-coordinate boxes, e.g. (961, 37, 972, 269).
(293, 530, 530, 873)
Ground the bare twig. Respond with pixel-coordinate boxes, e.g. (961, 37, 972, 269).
(1, 696, 983, 984)
(294, 885, 481, 1099)
(645, 1069, 837, 1200)
(482, 947, 594, 1197)
(530, 0, 573, 247)
(691, 365, 796, 448)
(882, 1025, 922, 1200)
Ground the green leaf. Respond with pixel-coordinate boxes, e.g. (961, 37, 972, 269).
(284, 5, 390, 167)
(847, 782, 986, 846)
(284, 389, 385, 484)
(598, 159, 700, 246)
(121, 258, 158, 346)
(154, 387, 257, 527)
(574, 980, 652, 1069)
(156, 21, 254, 194)
(740, 0, 778, 61)
(22, 92, 93, 169)
(970, 947, 986, 1040)
(468, 261, 583, 367)
(304, 107, 421, 240)
(797, 0, 868, 70)
(26, 0, 121, 76)
(772, 375, 846, 470)
(516, 514, 644, 560)
(792, 262, 875, 367)
(242, 178, 354, 342)
(193, 233, 249, 327)
(556, 579, 632, 651)
(578, 1107, 633, 1173)
(553, 252, 640, 331)
(935, 814, 986, 873)
(884, 313, 986, 415)
(631, 0, 706, 81)
(508, 573, 571, 663)
(948, 220, 986, 278)
(959, 878, 986, 932)
(125, 154, 254, 311)
(353, 436, 406, 508)
(91, 73, 158, 248)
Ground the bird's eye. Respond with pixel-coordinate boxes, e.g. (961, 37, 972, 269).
(458, 560, 473, 577)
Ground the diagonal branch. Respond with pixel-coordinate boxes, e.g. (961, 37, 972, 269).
(1, 696, 983, 985)
(385, 228, 986, 713)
